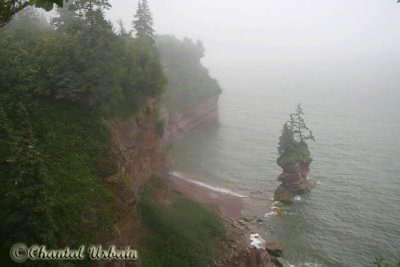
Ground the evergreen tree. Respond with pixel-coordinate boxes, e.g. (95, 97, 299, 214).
(69, 0, 111, 25)
(51, 1, 76, 31)
(1, 102, 56, 248)
(278, 122, 295, 157)
(0, 105, 14, 173)
(0, 105, 15, 222)
(0, 0, 64, 27)
(290, 104, 315, 143)
(132, 0, 154, 42)
(277, 104, 314, 168)
(0, 106, 15, 263)
(47, 0, 122, 114)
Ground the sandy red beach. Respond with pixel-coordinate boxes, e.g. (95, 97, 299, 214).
(169, 172, 244, 220)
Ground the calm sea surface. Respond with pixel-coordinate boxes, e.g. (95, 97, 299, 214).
(171, 86, 400, 267)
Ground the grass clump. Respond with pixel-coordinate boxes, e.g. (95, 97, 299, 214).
(138, 176, 226, 267)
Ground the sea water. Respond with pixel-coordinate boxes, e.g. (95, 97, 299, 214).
(170, 86, 400, 267)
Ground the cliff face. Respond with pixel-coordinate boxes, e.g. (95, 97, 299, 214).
(103, 95, 222, 265)
(107, 98, 168, 192)
(274, 161, 315, 202)
(100, 98, 169, 261)
(167, 95, 220, 139)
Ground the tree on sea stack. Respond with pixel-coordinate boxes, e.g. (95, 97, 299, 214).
(274, 104, 316, 202)
(277, 104, 315, 168)
(290, 104, 315, 143)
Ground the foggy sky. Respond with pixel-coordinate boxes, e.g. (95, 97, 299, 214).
(107, 0, 400, 91)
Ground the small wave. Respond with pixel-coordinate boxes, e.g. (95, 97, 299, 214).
(304, 263, 323, 267)
(294, 195, 302, 201)
(265, 208, 287, 217)
(264, 211, 276, 217)
(250, 233, 265, 249)
(286, 262, 323, 267)
(170, 170, 185, 178)
(169, 171, 247, 197)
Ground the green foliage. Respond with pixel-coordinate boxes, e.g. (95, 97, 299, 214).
(132, 0, 154, 42)
(118, 36, 166, 116)
(290, 104, 315, 143)
(1, 101, 117, 243)
(0, 6, 164, 261)
(0, 5, 167, 265)
(156, 35, 222, 114)
(0, 102, 118, 265)
(278, 122, 295, 156)
(374, 257, 400, 267)
(277, 141, 311, 168)
(122, 174, 134, 185)
(69, 0, 111, 24)
(139, 176, 226, 267)
(277, 105, 314, 168)
(0, 105, 14, 185)
(0, 102, 57, 265)
(1, 8, 165, 117)
(0, 0, 63, 27)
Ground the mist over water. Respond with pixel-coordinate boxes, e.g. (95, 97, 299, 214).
(171, 86, 400, 266)
(105, 1, 400, 265)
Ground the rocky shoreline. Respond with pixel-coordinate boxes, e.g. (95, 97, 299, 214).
(105, 95, 295, 267)
(105, 95, 296, 267)
(169, 172, 289, 267)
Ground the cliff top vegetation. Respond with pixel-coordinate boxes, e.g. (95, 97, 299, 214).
(156, 35, 222, 114)
(277, 104, 315, 168)
(0, 2, 163, 263)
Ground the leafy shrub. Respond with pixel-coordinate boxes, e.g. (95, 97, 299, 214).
(374, 257, 400, 267)
(30, 102, 117, 242)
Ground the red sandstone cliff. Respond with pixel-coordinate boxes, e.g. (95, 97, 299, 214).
(101, 98, 168, 263)
(107, 97, 168, 192)
(101, 95, 283, 267)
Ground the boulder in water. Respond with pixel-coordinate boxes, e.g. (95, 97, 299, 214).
(265, 242, 284, 257)
(273, 185, 294, 202)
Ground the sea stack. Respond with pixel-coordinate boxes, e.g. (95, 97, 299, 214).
(273, 104, 316, 202)
(274, 160, 316, 202)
